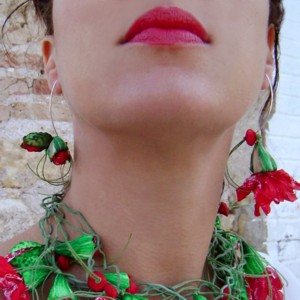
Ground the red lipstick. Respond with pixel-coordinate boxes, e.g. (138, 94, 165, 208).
(122, 6, 210, 46)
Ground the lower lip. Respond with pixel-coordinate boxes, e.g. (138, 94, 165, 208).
(127, 28, 205, 45)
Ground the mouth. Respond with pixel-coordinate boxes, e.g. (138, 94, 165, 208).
(121, 6, 210, 46)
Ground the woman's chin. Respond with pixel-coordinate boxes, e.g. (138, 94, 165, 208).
(91, 96, 233, 141)
(70, 69, 251, 140)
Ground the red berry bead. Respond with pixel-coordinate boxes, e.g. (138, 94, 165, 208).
(245, 129, 257, 146)
(93, 249, 102, 258)
(88, 271, 107, 292)
(218, 201, 229, 217)
(56, 255, 71, 271)
(126, 279, 139, 294)
(220, 285, 230, 300)
(104, 284, 118, 298)
(51, 150, 71, 165)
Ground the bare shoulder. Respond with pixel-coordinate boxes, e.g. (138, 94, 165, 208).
(0, 223, 43, 256)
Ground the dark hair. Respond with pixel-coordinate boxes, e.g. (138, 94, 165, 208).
(263, 0, 285, 128)
(3, 0, 285, 127)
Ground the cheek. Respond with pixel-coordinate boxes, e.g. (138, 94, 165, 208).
(207, 1, 269, 112)
(52, 1, 117, 118)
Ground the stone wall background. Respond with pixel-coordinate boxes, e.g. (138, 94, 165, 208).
(0, 0, 73, 241)
(0, 0, 299, 281)
(266, 0, 300, 280)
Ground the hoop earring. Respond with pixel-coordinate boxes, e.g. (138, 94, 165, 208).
(49, 80, 60, 137)
(259, 74, 274, 130)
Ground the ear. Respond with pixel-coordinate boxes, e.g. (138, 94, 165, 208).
(261, 25, 275, 89)
(41, 36, 62, 94)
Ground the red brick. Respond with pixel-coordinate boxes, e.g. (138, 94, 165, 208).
(33, 79, 50, 95)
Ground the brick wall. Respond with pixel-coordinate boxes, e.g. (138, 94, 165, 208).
(0, 0, 72, 241)
(266, 0, 300, 280)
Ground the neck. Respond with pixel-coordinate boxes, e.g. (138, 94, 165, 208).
(64, 120, 234, 286)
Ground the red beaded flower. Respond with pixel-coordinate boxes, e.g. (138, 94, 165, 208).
(237, 170, 300, 216)
(0, 256, 30, 300)
(245, 266, 284, 300)
(236, 130, 300, 216)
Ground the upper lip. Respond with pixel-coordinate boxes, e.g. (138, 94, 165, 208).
(121, 6, 210, 44)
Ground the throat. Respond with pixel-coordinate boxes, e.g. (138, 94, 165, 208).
(64, 190, 218, 287)
(60, 123, 233, 296)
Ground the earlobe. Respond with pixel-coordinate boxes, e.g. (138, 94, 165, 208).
(41, 36, 62, 94)
(262, 25, 275, 90)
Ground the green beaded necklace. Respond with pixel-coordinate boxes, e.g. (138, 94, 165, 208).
(1, 191, 283, 300)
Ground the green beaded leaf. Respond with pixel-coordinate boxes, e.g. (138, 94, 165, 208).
(105, 272, 130, 290)
(231, 279, 250, 300)
(242, 242, 266, 275)
(240, 284, 250, 300)
(215, 217, 221, 230)
(252, 135, 277, 173)
(193, 293, 207, 300)
(55, 234, 95, 259)
(23, 132, 53, 150)
(48, 274, 78, 300)
(22, 267, 51, 291)
(9, 241, 51, 291)
(46, 136, 69, 160)
(9, 241, 44, 268)
(214, 232, 240, 267)
(9, 241, 43, 252)
(123, 294, 148, 300)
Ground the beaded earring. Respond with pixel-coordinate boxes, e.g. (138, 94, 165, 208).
(222, 75, 300, 216)
(20, 80, 72, 185)
(236, 129, 300, 216)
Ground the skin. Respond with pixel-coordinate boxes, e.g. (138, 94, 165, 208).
(0, 0, 275, 298)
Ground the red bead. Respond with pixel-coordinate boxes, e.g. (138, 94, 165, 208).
(126, 279, 139, 294)
(245, 129, 257, 146)
(104, 284, 118, 298)
(220, 286, 230, 300)
(56, 255, 71, 271)
(88, 271, 107, 292)
(218, 201, 229, 216)
(93, 248, 102, 259)
(51, 150, 71, 165)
